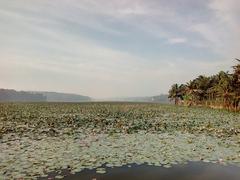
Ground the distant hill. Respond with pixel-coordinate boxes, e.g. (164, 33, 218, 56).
(0, 88, 168, 103)
(39, 91, 91, 102)
(0, 89, 91, 102)
(150, 94, 171, 103)
(97, 94, 170, 103)
(0, 89, 47, 102)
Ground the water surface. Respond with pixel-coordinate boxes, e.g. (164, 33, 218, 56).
(41, 162, 240, 180)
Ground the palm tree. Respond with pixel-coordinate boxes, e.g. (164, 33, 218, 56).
(206, 75, 219, 106)
(168, 84, 184, 105)
(168, 59, 240, 111)
(194, 75, 211, 103)
(215, 71, 233, 109)
(185, 80, 199, 106)
(231, 59, 240, 110)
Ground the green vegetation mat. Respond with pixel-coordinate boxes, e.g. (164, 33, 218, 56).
(0, 102, 240, 179)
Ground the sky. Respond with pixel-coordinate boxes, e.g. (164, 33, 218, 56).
(0, 0, 239, 98)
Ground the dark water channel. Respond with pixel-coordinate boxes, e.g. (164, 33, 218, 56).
(41, 162, 240, 180)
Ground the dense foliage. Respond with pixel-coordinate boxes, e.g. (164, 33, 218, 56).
(168, 59, 240, 111)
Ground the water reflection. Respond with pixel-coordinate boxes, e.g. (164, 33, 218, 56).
(41, 162, 240, 180)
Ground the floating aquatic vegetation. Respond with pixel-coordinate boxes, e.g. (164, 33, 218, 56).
(1, 131, 240, 179)
(96, 168, 106, 174)
(0, 102, 239, 179)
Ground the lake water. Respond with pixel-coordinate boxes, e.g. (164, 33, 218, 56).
(41, 162, 240, 180)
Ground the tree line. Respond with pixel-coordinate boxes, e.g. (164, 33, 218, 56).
(168, 59, 240, 111)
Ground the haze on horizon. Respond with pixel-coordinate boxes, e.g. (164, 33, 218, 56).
(0, 0, 239, 98)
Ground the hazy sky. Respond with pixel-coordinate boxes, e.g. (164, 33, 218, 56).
(0, 0, 239, 98)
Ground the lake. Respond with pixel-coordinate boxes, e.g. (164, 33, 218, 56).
(41, 162, 240, 180)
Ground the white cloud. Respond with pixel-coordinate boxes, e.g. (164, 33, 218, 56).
(188, 0, 240, 58)
(167, 38, 187, 44)
(0, 0, 239, 98)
